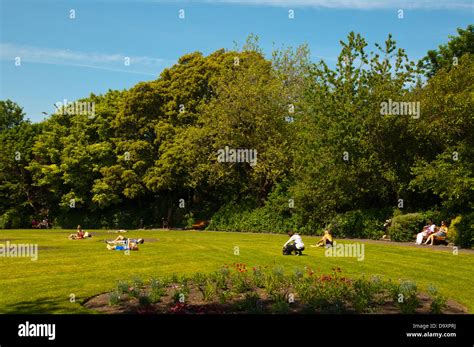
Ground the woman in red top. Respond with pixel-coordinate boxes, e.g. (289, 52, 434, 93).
(76, 225, 85, 239)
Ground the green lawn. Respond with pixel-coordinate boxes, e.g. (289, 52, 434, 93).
(0, 229, 473, 313)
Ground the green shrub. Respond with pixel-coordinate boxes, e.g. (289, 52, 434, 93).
(392, 280, 420, 314)
(116, 281, 129, 295)
(449, 216, 462, 245)
(251, 266, 265, 288)
(351, 276, 387, 313)
(388, 213, 426, 242)
(231, 272, 252, 294)
(423, 210, 450, 226)
(0, 209, 27, 229)
(218, 290, 233, 304)
(207, 186, 304, 234)
(329, 211, 362, 238)
(199, 279, 217, 301)
(427, 284, 447, 314)
(271, 297, 290, 314)
(128, 287, 140, 298)
(294, 280, 313, 306)
(449, 213, 474, 248)
(108, 291, 121, 306)
(192, 272, 207, 287)
(138, 294, 151, 306)
(236, 292, 263, 313)
(210, 269, 229, 290)
(132, 277, 144, 288)
(149, 278, 166, 303)
(172, 289, 186, 304)
(207, 192, 392, 238)
(329, 209, 390, 239)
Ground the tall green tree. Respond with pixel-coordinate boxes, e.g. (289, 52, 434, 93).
(421, 24, 474, 78)
(0, 99, 25, 131)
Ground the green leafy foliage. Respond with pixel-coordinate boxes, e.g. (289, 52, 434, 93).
(388, 213, 426, 242)
(0, 29, 472, 248)
(449, 214, 474, 248)
(421, 25, 473, 78)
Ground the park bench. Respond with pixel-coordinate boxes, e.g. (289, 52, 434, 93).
(433, 234, 448, 245)
(421, 231, 449, 245)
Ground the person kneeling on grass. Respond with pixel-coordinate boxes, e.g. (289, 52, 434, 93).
(282, 230, 305, 256)
(424, 221, 448, 246)
(105, 235, 144, 251)
(312, 229, 334, 248)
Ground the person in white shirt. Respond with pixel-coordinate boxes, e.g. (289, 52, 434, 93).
(282, 231, 305, 256)
(415, 220, 436, 245)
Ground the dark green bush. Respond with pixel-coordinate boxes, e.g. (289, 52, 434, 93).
(328, 209, 390, 239)
(207, 191, 302, 234)
(388, 213, 426, 242)
(209, 199, 390, 238)
(0, 208, 29, 229)
(449, 213, 474, 248)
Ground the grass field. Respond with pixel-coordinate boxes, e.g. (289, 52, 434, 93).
(0, 229, 473, 314)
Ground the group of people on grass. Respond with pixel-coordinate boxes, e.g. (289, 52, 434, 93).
(282, 229, 334, 256)
(31, 217, 52, 229)
(105, 235, 145, 251)
(283, 218, 449, 256)
(415, 220, 449, 246)
(66, 219, 447, 255)
(68, 225, 145, 251)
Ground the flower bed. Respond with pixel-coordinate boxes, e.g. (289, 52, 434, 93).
(83, 264, 466, 314)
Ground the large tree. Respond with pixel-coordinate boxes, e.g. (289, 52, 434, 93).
(421, 24, 474, 78)
(0, 99, 25, 131)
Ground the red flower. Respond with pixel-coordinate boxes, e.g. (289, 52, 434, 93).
(170, 303, 186, 314)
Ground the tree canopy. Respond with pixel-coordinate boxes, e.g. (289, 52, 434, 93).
(1, 27, 472, 241)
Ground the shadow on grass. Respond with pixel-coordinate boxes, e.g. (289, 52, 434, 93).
(3, 297, 86, 314)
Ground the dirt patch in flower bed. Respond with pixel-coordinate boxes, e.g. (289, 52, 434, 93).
(83, 264, 467, 314)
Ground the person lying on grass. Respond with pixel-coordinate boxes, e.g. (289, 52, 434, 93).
(312, 229, 334, 248)
(68, 225, 91, 240)
(105, 235, 144, 251)
(415, 219, 436, 245)
(424, 221, 448, 246)
(282, 230, 305, 256)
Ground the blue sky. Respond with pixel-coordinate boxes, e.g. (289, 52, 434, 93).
(1, 0, 473, 123)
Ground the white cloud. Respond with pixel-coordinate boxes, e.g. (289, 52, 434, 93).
(196, 0, 473, 9)
(0, 43, 174, 76)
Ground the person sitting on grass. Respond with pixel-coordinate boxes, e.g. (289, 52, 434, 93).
(68, 225, 91, 240)
(312, 229, 334, 248)
(415, 219, 436, 245)
(424, 221, 448, 246)
(105, 235, 144, 251)
(282, 230, 305, 256)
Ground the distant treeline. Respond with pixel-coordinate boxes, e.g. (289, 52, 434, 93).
(1, 28, 473, 246)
